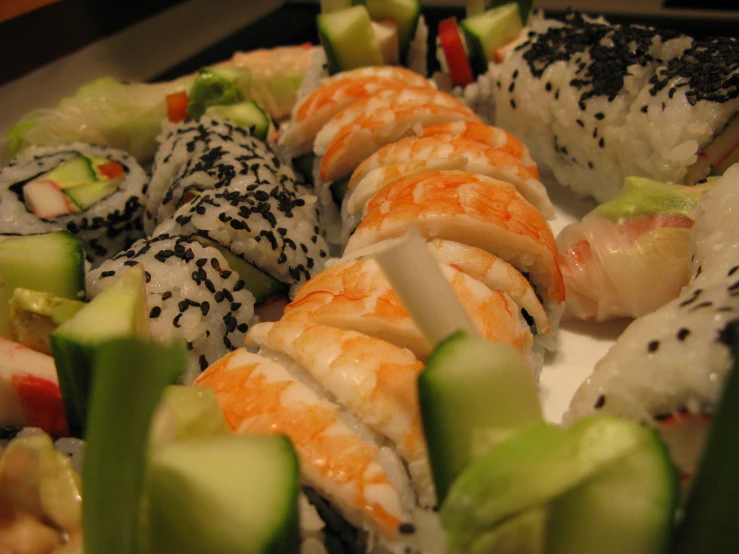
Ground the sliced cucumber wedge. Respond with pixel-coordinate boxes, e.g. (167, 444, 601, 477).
(317, 5, 384, 74)
(0, 231, 86, 339)
(51, 265, 149, 436)
(83, 339, 184, 554)
(205, 101, 271, 140)
(489, 0, 533, 25)
(10, 288, 86, 355)
(146, 435, 300, 554)
(418, 331, 542, 501)
(364, 0, 421, 62)
(671, 325, 739, 554)
(441, 416, 677, 554)
(462, 3, 523, 74)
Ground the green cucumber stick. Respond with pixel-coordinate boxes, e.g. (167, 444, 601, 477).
(671, 323, 739, 554)
(83, 339, 185, 554)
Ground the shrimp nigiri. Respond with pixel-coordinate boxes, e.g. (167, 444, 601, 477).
(280, 76, 434, 159)
(282, 256, 535, 362)
(343, 134, 554, 225)
(193, 349, 411, 538)
(344, 170, 565, 311)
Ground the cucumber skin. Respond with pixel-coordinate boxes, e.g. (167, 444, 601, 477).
(83, 339, 184, 554)
(50, 336, 95, 437)
(672, 326, 739, 554)
(364, 0, 421, 63)
(418, 331, 542, 502)
(146, 435, 300, 554)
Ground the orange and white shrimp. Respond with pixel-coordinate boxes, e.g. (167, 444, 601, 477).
(314, 88, 481, 181)
(420, 121, 532, 163)
(343, 134, 554, 224)
(282, 256, 535, 361)
(246, 318, 436, 506)
(344, 170, 566, 309)
(319, 66, 432, 88)
(335, 237, 551, 336)
(193, 348, 411, 538)
(280, 77, 435, 158)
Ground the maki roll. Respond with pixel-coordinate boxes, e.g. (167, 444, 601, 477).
(493, 11, 739, 202)
(567, 164, 739, 481)
(86, 235, 257, 382)
(145, 117, 305, 233)
(0, 144, 147, 266)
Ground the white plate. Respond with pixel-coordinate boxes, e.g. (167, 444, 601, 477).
(537, 174, 633, 423)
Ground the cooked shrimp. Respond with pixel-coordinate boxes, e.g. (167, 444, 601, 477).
(280, 77, 434, 158)
(282, 256, 534, 359)
(420, 121, 533, 165)
(319, 66, 432, 89)
(344, 134, 554, 220)
(246, 318, 436, 506)
(193, 349, 409, 538)
(334, 238, 551, 335)
(314, 86, 479, 158)
(344, 170, 566, 307)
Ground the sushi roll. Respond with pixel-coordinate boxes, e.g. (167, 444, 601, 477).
(154, 182, 330, 306)
(567, 164, 739, 480)
(86, 234, 257, 382)
(0, 144, 147, 266)
(145, 117, 306, 234)
(493, 11, 739, 202)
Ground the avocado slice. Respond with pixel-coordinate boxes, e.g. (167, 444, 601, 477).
(51, 265, 149, 436)
(9, 289, 86, 355)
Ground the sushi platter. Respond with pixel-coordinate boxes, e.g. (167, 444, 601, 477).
(0, 0, 738, 553)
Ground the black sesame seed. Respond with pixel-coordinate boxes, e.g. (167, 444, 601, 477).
(647, 340, 659, 353)
(178, 300, 189, 312)
(173, 314, 183, 328)
(237, 323, 249, 333)
(215, 291, 225, 302)
(594, 112, 605, 120)
(162, 291, 172, 300)
(233, 280, 245, 291)
(200, 302, 210, 316)
(510, 99, 517, 109)
(196, 258, 207, 268)
(199, 355, 208, 371)
(205, 279, 216, 293)
(398, 523, 416, 535)
(594, 395, 606, 409)
(101, 270, 116, 278)
(149, 306, 161, 318)
(677, 328, 691, 341)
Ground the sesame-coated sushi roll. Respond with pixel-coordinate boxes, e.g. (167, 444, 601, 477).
(87, 235, 256, 382)
(494, 12, 738, 201)
(145, 117, 306, 233)
(0, 144, 147, 266)
(154, 182, 330, 305)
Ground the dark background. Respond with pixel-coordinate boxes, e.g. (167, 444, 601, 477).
(1, 0, 738, 87)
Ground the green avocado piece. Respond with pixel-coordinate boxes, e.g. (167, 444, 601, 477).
(594, 176, 712, 223)
(188, 68, 247, 120)
(149, 386, 229, 446)
(10, 288, 86, 355)
(441, 416, 676, 554)
(0, 231, 86, 340)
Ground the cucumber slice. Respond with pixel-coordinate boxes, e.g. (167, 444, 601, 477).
(462, 3, 523, 75)
(43, 155, 96, 188)
(0, 231, 86, 339)
(468, 506, 547, 554)
(317, 6, 384, 74)
(192, 236, 286, 304)
(330, 177, 350, 205)
(149, 385, 229, 445)
(671, 325, 739, 554)
(418, 331, 542, 501)
(205, 101, 271, 140)
(51, 265, 149, 436)
(63, 179, 119, 210)
(441, 416, 677, 553)
(10, 288, 86, 355)
(364, 0, 421, 61)
(489, 0, 533, 25)
(146, 435, 300, 554)
(83, 339, 184, 554)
